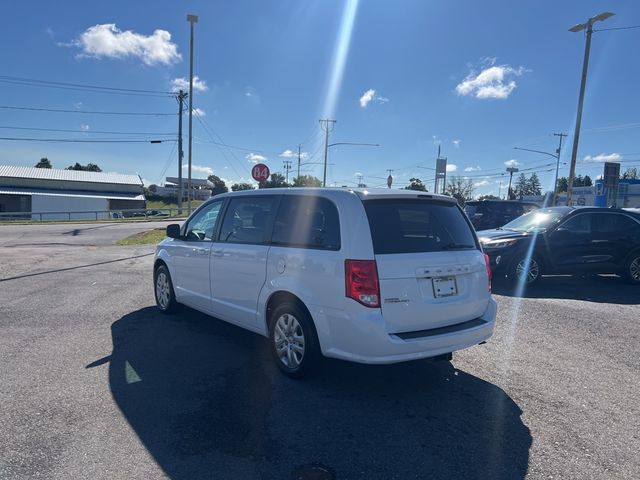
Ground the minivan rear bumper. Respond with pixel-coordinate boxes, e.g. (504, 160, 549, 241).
(311, 297, 497, 364)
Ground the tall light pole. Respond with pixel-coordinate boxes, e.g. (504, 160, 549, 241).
(320, 119, 336, 187)
(187, 14, 199, 213)
(566, 11, 615, 206)
(506, 167, 519, 199)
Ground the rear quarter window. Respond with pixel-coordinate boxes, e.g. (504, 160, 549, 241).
(364, 199, 478, 254)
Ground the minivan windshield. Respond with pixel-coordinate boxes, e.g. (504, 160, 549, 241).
(502, 209, 566, 232)
(364, 199, 478, 254)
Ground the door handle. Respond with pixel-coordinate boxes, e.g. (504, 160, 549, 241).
(211, 249, 224, 257)
(590, 240, 608, 244)
(193, 247, 209, 255)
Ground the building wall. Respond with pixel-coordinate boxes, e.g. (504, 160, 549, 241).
(31, 195, 109, 220)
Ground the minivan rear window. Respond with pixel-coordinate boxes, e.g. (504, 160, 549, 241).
(364, 199, 478, 254)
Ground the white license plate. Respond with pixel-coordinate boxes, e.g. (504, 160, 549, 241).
(432, 276, 458, 298)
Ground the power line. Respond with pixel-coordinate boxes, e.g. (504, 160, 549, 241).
(0, 76, 172, 97)
(0, 125, 175, 136)
(0, 137, 167, 143)
(594, 25, 640, 32)
(0, 105, 174, 116)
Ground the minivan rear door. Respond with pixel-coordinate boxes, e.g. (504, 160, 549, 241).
(363, 198, 490, 334)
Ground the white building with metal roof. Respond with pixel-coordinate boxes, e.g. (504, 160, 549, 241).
(0, 165, 145, 220)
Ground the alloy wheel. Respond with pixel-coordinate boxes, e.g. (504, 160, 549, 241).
(516, 258, 539, 284)
(274, 313, 305, 369)
(630, 257, 640, 282)
(156, 271, 170, 309)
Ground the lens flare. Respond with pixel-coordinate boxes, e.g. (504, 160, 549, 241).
(321, 0, 360, 118)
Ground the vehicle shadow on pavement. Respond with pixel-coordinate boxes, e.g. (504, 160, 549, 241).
(104, 307, 531, 480)
(493, 274, 639, 304)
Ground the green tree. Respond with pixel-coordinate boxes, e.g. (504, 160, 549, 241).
(528, 173, 542, 196)
(515, 173, 529, 199)
(292, 175, 322, 187)
(444, 176, 474, 206)
(230, 182, 254, 191)
(149, 184, 158, 193)
(477, 194, 500, 201)
(404, 177, 427, 191)
(557, 177, 569, 192)
(66, 162, 102, 172)
(207, 174, 229, 195)
(259, 172, 289, 189)
(583, 174, 593, 187)
(622, 168, 638, 180)
(35, 158, 52, 169)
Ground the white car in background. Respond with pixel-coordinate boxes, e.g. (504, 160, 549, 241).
(153, 188, 496, 377)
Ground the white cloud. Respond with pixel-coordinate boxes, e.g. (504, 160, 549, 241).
(446, 164, 457, 173)
(171, 76, 208, 92)
(456, 58, 527, 99)
(583, 153, 622, 163)
(73, 102, 83, 110)
(279, 149, 309, 160)
(246, 153, 266, 163)
(354, 171, 363, 177)
(359, 88, 389, 108)
(244, 86, 260, 102)
(192, 107, 206, 117)
(464, 166, 481, 172)
(80, 123, 90, 132)
(504, 159, 520, 168)
(183, 164, 213, 176)
(474, 179, 491, 187)
(67, 24, 181, 66)
(46, 27, 55, 38)
(452, 139, 460, 148)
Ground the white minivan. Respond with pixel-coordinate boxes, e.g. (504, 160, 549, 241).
(153, 188, 496, 377)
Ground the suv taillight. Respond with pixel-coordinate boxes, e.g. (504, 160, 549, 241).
(345, 260, 380, 308)
(484, 253, 492, 292)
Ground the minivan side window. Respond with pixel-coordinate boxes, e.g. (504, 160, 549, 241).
(271, 195, 341, 250)
(218, 197, 276, 244)
(184, 200, 223, 241)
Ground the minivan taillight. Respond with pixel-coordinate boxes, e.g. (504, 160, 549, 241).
(345, 260, 380, 308)
(484, 253, 492, 292)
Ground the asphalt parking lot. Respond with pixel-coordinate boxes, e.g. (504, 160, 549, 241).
(1, 223, 639, 479)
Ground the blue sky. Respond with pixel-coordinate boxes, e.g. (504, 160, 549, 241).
(1, 0, 639, 196)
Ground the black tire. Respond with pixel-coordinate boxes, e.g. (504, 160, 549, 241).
(269, 301, 320, 378)
(154, 264, 180, 313)
(509, 254, 543, 286)
(622, 252, 640, 285)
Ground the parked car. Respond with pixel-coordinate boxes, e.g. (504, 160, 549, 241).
(465, 200, 539, 231)
(478, 207, 640, 286)
(153, 188, 496, 377)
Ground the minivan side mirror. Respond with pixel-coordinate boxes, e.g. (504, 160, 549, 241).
(166, 224, 181, 239)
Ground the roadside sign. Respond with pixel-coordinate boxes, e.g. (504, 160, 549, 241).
(251, 163, 270, 182)
(577, 197, 586, 206)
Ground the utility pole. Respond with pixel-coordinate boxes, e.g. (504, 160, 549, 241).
(176, 90, 187, 214)
(297, 144, 302, 181)
(434, 145, 447, 194)
(552, 132, 567, 205)
(187, 14, 199, 213)
(357, 174, 365, 188)
(386, 169, 394, 189)
(283, 160, 292, 184)
(320, 119, 336, 187)
(506, 167, 519, 199)
(566, 11, 614, 206)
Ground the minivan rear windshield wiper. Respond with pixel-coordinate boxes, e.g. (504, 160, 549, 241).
(440, 243, 476, 250)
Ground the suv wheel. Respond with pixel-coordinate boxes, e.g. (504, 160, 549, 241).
(269, 302, 319, 378)
(510, 255, 542, 286)
(623, 253, 640, 285)
(154, 264, 180, 313)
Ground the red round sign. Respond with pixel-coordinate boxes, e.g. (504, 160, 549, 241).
(251, 163, 270, 182)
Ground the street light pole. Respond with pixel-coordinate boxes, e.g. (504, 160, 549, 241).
(320, 119, 336, 187)
(187, 14, 199, 213)
(566, 11, 614, 206)
(506, 167, 519, 199)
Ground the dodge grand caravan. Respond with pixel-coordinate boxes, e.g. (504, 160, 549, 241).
(153, 188, 497, 377)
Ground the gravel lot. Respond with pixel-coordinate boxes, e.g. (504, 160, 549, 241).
(1, 223, 638, 479)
